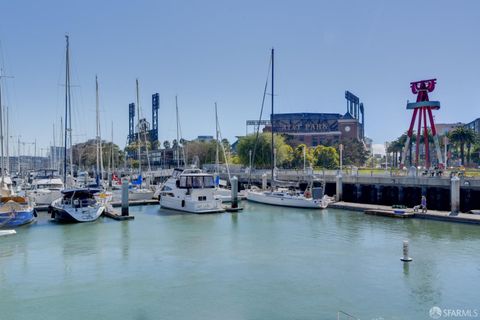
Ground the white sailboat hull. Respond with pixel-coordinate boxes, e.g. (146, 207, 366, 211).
(27, 189, 63, 205)
(246, 190, 329, 209)
(160, 195, 224, 213)
(51, 198, 105, 223)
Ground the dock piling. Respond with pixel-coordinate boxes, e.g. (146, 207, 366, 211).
(121, 178, 129, 216)
(401, 240, 413, 262)
(335, 173, 343, 202)
(450, 175, 460, 215)
(231, 176, 238, 209)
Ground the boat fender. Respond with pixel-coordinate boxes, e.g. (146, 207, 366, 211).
(181, 200, 185, 207)
(33, 209, 38, 218)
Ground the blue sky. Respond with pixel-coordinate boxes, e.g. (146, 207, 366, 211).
(0, 0, 479, 156)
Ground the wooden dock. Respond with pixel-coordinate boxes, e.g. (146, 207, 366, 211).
(103, 205, 134, 221)
(330, 201, 480, 225)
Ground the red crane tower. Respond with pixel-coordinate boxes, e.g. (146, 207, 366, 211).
(400, 79, 444, 169)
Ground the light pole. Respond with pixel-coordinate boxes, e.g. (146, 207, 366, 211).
(248, 149, 252, 173)
(384, 142, 389, 174)
(303, 145, 306, 172)
(339, 143, 343, 174)
(443, 136, 448, 168)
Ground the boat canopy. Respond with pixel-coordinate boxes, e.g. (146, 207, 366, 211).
(61, 188, 101, 197)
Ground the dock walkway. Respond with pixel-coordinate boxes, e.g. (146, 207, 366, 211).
(329, 201, 480, 225)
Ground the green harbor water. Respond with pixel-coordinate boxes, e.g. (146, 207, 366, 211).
(1, 203, 479, 320)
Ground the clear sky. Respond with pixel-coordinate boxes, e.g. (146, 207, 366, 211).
(0, 0, 479, 156)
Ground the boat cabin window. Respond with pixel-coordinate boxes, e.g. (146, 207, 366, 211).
(178, 176, 215, 189)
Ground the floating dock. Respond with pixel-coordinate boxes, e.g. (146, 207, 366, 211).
(110, 199, 158, 207)
(330, 201, 480, 225)
(364, 209, 414, 219)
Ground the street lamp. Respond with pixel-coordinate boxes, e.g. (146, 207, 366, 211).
(384, 142, 390, 174)
(249, 149, 252, 173)
(339, 143, 343, 174)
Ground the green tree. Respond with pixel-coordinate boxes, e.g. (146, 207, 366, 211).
(449, 127, 477, 166)
(236, 133, 289, 168)
(339, 138, 369, 167)
(183, 140, 220, 166)
(73, 139, 125, 170)
(313, 145, 339, 169)
(289, 144, 315, 169)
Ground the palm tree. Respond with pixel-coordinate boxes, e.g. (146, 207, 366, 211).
(449, 127, 477, 166)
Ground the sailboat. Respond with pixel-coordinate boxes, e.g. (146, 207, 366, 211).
(126, 79, 154, 200)
(245, 49, 329, 209)
(0, 68, 36, 228)
(212, 103, 246, 202)
(50, 36, 106, 223)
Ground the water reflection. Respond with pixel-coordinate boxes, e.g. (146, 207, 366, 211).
(121, 220, 130, 263)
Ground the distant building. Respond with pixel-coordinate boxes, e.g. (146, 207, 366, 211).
(435, 119, 480, 136)
(435, 122, 464, 135)
(465, 117, 480, 134)
(196, 136, 214, 142)
(247, 91, 366, 147)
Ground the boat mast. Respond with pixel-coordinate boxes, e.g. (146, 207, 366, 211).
(136, 78, 141, 174)
(53, 123, 56, 170)
(0, 69, 13, 186)
(0, 72, 4, 185)
(175, 95, 179, 167)
(270, 48, 274, 186)
(95, 75, 101, 183)
(68, 39, 73, 182)
(95, 75, 103, 180)
(215, 102, 219, 176)
(5, 104, 9, 174)
(63, 35, 69, 185)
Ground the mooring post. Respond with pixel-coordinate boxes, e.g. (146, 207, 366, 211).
(335, 172, 343, 202)
(450, 175, 460, 215)
(231, 176, 238, 209)
(121, 178, 129, 216)
(400, 240, 412, 262)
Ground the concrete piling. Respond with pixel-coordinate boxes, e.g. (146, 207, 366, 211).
(335, 173, 343, 202)
(400, 240, 412, 262)
(231, 176, 238, 209)
(121, 178, 129, 216)
(262, 173, 267, 190)
(450, 175, 460, 215)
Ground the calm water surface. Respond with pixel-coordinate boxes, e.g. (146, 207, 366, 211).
(1, 203, 479, 320)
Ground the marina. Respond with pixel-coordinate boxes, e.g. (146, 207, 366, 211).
(1, 1, 480, 319)
(1, 202, 480, 320)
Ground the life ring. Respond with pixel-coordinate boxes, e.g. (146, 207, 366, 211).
(304, 190, 312, 198)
